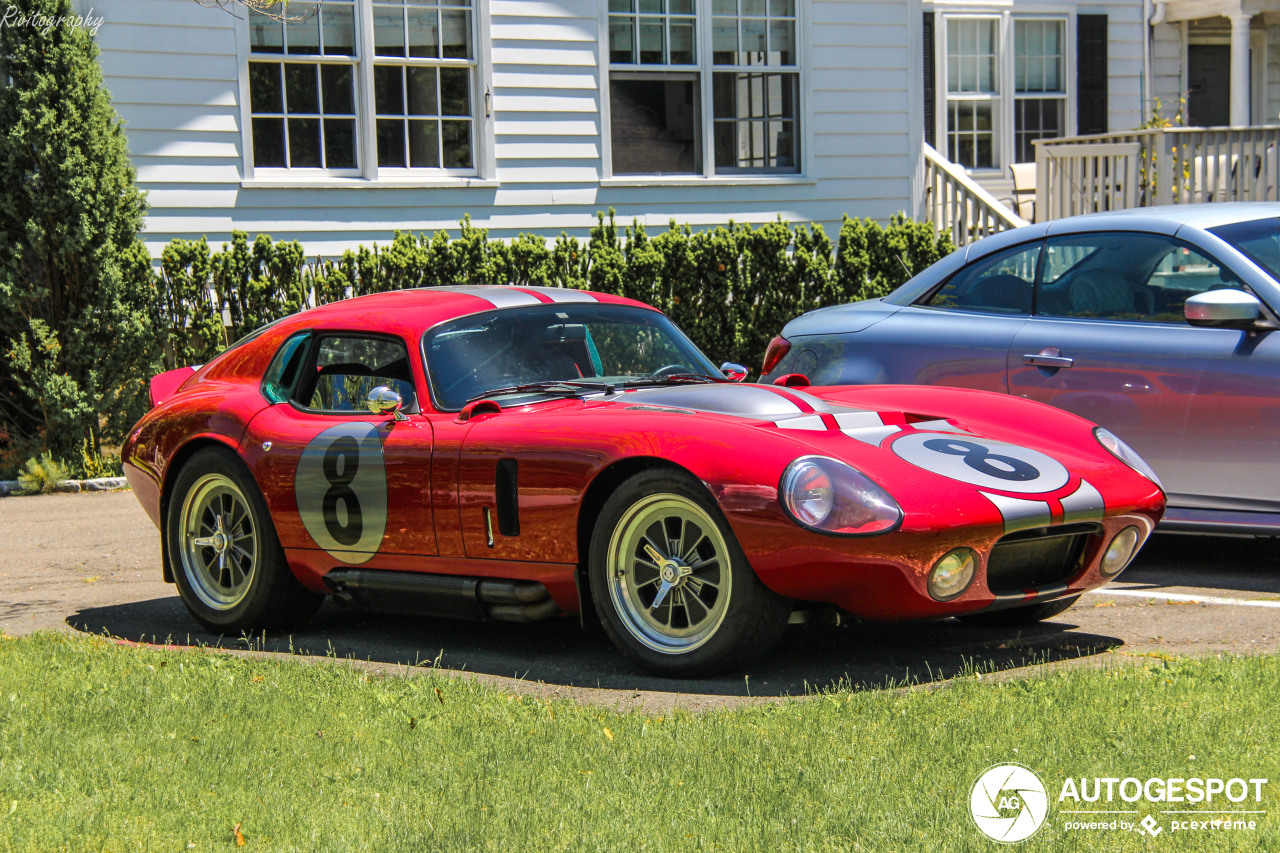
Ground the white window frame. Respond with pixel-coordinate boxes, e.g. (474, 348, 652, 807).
(598, 0, 813, 185)
(935, 9, 1075, 175)
(237, 0, 496, 186)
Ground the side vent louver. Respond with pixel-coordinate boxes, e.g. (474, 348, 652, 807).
(496, 458, 520, 537)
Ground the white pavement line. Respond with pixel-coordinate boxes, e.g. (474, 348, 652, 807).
(1085, 588, 1280, 608)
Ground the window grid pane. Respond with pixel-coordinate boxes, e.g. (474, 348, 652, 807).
(712, 71, 798, 171)
(1014, 97, 1063, 163)
(1015, 19, 1064, 93)
(946, 18, 997, 94)
(374, 63, 474, 169)
(368, 0, 477, 171)
(947, 100, 995, 169)
(609, 0, 698, 65)
(250, 2, 358, 57)
(250, 60, 358, 169)
(710, 0, 796, 66)
(609, 0, 802, 175)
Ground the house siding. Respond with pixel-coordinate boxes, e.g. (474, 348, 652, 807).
(1151, 20, 1186, 121)
(91, 0, 921, 258)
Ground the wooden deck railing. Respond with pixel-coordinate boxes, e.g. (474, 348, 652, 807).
(1033, 126, 1280, 220)
(922, 143, 1027, 246)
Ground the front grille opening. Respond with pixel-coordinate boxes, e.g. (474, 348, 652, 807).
(986, 523, 1103, 594)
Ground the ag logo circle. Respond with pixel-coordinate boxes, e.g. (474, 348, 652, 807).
(295, 422, 387, 564)
(970, 764, 1049, 844)
(892, 432, 1069, 494)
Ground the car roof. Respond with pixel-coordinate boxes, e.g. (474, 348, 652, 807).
(270, 285, 653, 340)
(1041, 202, 1280, 232)
(883, 202, 1280, 307)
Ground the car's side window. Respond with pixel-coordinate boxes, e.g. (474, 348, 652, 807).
(261, 333, 310, 404)
(1036, 233, 1242, 325)
(295, 335, 417, 414)
(920, 242, 1039, 315)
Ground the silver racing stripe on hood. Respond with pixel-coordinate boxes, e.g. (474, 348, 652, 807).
(612, 384, 806, 417)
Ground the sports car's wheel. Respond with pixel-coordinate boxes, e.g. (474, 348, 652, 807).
(167, 447, 322, 633)
(589, 469, 790, 677)
(957, 595, 1080, 628)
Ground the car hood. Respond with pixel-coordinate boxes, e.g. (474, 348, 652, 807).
(779, 298, 903, 338)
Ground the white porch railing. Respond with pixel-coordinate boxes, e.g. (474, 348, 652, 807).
(1033, 126, 1280, 220)
(922, 143, 1027, 246)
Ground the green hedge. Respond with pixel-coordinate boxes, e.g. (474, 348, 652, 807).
(157, 211, 955, 376)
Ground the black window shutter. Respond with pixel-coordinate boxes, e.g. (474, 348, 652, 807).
(1077, 15, 1108, 135)
(923, 12, 936, 148)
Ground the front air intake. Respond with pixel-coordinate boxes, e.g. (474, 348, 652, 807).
(986, 523, 1101, 593)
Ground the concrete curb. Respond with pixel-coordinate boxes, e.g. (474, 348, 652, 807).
(0, 477, 129, 497)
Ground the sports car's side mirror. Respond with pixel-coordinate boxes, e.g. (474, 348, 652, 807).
(720, 362, 749, 382)
(367, 386, 408, 421)
(1185, 290, 1262, 328)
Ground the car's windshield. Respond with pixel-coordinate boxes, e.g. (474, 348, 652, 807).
(1208, 217, 1280, 282)
(422, 304, 721, 410)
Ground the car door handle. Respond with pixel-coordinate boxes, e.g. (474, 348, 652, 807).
(1023, 353, 1074, 368)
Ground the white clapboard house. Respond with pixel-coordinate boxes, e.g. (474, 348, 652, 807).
(88, 0, 1280, 256)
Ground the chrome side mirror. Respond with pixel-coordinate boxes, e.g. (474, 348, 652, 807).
(720, 362, 749, 382)
(367, 386, 408, 421)
(1185, 289, 1262, 328)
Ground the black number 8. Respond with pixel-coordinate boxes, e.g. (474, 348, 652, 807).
(322, 436, 364, 546)
(922, 438, 1040, 482)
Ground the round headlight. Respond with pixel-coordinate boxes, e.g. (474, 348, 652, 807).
(1095, 428, 1164, 490)
(929, 548, 977, 601)
(781, 459, 834, 527)
(779, 456, 902, 536)
(1101, 526, 1141, 577)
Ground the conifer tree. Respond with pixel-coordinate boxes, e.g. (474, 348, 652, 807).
(0, 0, 161, 473)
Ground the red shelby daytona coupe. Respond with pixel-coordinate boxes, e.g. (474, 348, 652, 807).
(123, 286, 1165, 676)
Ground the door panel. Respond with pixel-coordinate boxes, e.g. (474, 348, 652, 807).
(1011, 231, 1280, 510)
(245, 406, 436, 562)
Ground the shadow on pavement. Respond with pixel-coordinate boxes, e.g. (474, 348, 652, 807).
(1121, 533, 1280, 596)
(68, 594, 1123, 698)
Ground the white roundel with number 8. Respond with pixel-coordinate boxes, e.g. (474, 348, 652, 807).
(295, 422, 388, 563)
(891, 432, 1069, 494)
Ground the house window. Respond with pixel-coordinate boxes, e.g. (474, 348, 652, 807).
(246, 0, 477, 175)
(607, 0, 801, 176)
(1014, 19, 1065, 163)
(940, 14, 1070, 172)
(945, 17, 998, 170)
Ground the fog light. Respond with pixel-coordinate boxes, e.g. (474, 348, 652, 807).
(929, 548, 977, 601)
(1101, 526, 1141, 577)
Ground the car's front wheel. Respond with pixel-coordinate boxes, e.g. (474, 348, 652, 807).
(167, 447, 322, 633)
(957, 595, 1080, 628)
(589, 469, 790, 677)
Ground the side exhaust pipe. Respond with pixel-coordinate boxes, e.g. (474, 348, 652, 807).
(323, 569, 561, 623)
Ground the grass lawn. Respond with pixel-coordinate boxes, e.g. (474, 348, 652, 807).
(0, 632, 1277, 852)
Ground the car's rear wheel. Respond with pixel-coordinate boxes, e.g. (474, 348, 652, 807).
(168, 447, 322, 633)
(589, 469, 790, 677)
(957, 595, 1080, 628)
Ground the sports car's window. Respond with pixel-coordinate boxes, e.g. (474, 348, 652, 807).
(1036, 233, 1242, 324)
(921, 242, 1039, 315)
(296, 335, 417, 413)
(261, 333, 311, 403)
(423, 304, 719, 410)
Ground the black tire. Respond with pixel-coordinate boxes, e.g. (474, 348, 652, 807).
(957, 595, 1080, 628)
(588, 469, 791, 677)
(167, 447, 323, 633)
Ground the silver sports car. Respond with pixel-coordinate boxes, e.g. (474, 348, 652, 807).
(762, 203, 1280, 535)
